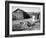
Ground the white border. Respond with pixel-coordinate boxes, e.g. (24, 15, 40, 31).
(9, 3, 43, 35)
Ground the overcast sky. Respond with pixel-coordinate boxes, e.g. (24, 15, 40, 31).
(12, 6, 40, 13)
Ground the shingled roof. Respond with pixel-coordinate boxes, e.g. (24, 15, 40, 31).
(12, 8, 31, 20)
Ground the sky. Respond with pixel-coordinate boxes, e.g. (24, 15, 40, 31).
(12, 6, 40, 13)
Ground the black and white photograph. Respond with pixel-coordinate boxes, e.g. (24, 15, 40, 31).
(12, 6, 40, 31)
(5, 1, 45, 37)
